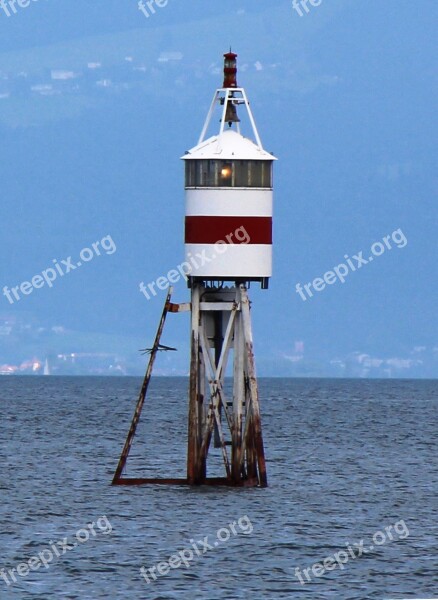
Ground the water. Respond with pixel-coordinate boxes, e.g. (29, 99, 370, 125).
(0, 377, 437, 599)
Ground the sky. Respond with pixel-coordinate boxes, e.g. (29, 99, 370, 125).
(0, 0, 437, 377)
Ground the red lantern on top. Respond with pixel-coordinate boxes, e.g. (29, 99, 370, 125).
(223, 51, 238, 88)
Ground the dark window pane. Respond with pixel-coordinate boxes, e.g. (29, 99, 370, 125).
(185, 161, 195, 187)
(235, 161, 247, 187)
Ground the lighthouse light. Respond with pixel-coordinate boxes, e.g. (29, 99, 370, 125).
(220, 164, 232, 179)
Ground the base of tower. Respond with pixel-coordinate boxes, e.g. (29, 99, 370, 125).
(112, 476, 260, 487)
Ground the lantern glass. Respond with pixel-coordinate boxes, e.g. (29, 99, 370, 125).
(185, 160, 272, 189)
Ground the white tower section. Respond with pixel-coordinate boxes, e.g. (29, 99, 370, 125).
(182, 52, 277, 289)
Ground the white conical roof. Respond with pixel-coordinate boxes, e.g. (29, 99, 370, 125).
(181, 129, 276, 161)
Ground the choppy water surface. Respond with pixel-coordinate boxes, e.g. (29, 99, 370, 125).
(0, 377, 437, 599)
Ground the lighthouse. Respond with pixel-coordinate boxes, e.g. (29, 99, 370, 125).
(183, 51, 276, 289)
(112, 51, 275, 488)
(184, 51, 276, 487)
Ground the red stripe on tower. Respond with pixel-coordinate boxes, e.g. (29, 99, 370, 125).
(185, 216, 272, 245)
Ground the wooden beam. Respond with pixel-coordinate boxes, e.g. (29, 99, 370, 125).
(188, 285, 202, 483)
(240, 286, 268, 487)
(232, 294, 244, 482)
(112, 287, 173, 484)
